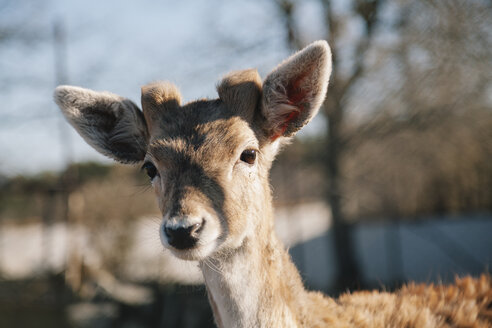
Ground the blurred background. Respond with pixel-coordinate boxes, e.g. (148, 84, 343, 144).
(0, 0, 491, 327)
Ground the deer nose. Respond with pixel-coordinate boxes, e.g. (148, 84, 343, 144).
(163, 222, 203, 250)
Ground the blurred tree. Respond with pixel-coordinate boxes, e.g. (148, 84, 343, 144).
(71, 165, 157, 275)
(0, 0, 45, 44)
(275, 0, 492, 291)
(342, 0, 492, 219)
(277, 0, 382, 291)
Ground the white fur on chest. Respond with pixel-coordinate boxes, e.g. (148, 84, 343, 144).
(201, 254, 260, 328)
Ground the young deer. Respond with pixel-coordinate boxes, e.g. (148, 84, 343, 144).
(55, 41, 490, 327)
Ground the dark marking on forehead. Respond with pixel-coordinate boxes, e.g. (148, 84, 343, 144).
(147, 98, 256, 163)
(148, 117, 249, 168)
(156, 99, 232, 135)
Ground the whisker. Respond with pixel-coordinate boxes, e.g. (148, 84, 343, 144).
(204, 259, 222, 276)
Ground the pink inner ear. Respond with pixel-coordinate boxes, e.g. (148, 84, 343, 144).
(270, 111, 300, 141)
(286, 71, 309, 105)
(270, 73, 309, 141)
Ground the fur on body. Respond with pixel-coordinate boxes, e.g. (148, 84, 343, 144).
(54, 40, 491, 327)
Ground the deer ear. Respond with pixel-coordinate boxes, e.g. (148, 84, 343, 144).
(54, 85, 149, 163)
(261, 40, 332, 141)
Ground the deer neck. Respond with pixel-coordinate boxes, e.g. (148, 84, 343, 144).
(200, 192, 308, 328)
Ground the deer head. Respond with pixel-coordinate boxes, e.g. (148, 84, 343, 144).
(54, 41, 331, 261)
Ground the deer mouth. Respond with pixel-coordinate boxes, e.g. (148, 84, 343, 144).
(164, 239, 220, 261)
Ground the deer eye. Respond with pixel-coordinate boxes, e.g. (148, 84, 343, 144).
(141, 161, 158, 180)
(240, 149, 257, 165)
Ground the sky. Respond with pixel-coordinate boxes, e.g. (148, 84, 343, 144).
(0, 0, 327, 176)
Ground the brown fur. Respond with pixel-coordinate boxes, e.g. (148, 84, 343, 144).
(54, 41, 491, 327)
(322, 274, 492, 328)
(141, 81, 182, 134)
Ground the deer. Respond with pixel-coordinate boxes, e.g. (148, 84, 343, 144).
(54, 41, 491, 327)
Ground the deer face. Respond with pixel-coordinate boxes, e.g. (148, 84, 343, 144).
(141, 95, 265, 260)
(54, 41, 331, 261)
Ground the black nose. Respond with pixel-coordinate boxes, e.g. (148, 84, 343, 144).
(164, 222, 203, 250)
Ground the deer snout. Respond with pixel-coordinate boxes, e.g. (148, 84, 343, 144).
(162, 220, 204, 250)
